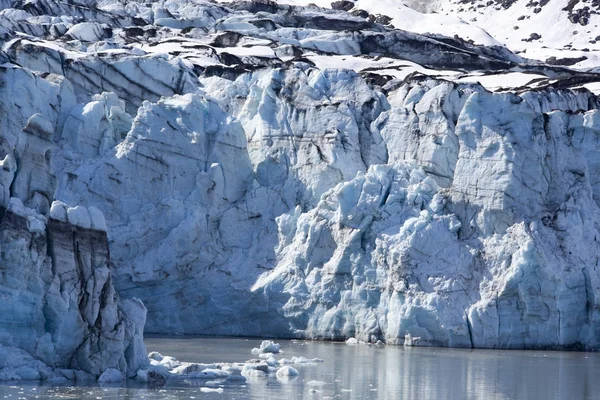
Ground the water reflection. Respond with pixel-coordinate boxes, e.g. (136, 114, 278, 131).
(1, 337, 599, 399)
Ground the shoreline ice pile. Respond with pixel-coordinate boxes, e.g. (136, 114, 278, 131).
(2, 0, 600, 381)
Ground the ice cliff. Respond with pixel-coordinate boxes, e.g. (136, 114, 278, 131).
(1, 0, 600, 374)
(0, 67, 147, 379)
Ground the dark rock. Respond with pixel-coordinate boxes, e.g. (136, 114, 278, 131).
(361, 72, 393, 88)
(132, 17, 147, 26)
(249, 19, 278, 31)
(219, 52, 243, 65)
(227, 0, 281, 14)
(211, 31, 244, 47)
(374, 14, 393, 25)
(545, 55, 587, 65)
(350, 9, 369, 18)
(563, 0, 580, 12)
(124, 27, 144, 37)
(330, 1, 354, 11)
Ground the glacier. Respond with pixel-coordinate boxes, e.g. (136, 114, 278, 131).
(2, 0, 600, 381)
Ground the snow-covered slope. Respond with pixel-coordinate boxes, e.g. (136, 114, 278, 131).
(1, 0, 600, 373)
(234, 0, 600, 70)
(434, 0, 600, 68)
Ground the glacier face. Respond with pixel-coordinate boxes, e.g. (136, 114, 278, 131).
(0, 66, 147, 379)
(1, 0, 600, 366)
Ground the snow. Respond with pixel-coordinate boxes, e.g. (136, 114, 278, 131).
(216, 0, 500, 46)
(455, 72, 548, 91)
(66, 22, 108, 42)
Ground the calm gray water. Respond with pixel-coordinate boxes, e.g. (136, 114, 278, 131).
(2, 337, 600, 399)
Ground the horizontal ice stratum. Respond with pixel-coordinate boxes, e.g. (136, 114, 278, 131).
(2, 0, 600, 379)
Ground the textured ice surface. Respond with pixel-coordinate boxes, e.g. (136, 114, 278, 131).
(0, 59, 147, 381)
(0, 0, 600, 373)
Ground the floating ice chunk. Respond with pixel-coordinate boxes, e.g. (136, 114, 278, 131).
(307, 380, 327, 387)
(404, 333, 422, 347)
(171, 363, 217, 375)
(97, 368, 124, 383)
(264, 356, 278, 367)
(279, 356, 324, 365)
(200, 388, 224, 394)
(147, 364, 170, 380)
(188, 369, 228, 379)
(251, 340, 280, 354)
(241, 364, 268, 378)
(222, 366, 245, 382)
(345, 338, 358, 345)
(276, 366, 299, 379)
(242, 369, 267, 378)
(153, 356, 181, 370)
(148, 352, 164, 361)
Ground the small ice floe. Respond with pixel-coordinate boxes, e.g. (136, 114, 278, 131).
(278, 356, 324, 365)
(200, 387, 224, 394)
(251, 340, 281, 354)
(241, 363, 269, 379)
(150, 353, 181, 369)
(148, 351, 164, 361)
(346, 337, 377, 346)
(404, 333, 422, 347)
(276, 366, 299, 379)
(345, 337, 370, 345)
(307, 380, 327, 387)
(221, 366, 245, 381)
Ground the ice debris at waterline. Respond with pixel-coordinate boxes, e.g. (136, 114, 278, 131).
(139, 343, 322, 387)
